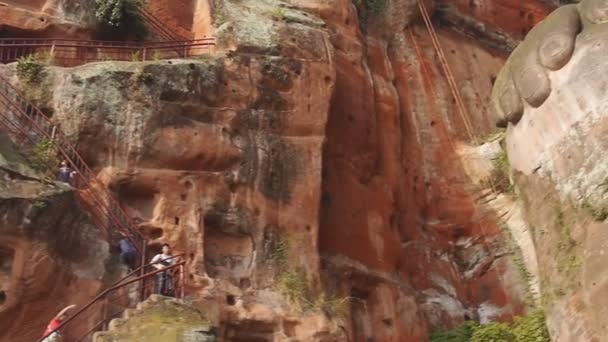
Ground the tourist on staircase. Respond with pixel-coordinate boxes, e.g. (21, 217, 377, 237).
(150, 243, 176, 297)
(57, 161, 75, 185)
(118, 235, 137, 271)
(41, 304, 76, 342)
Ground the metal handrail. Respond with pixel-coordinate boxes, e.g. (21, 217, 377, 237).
(0, 37, 216, 67)
(36, 260, 186, 342)
(0, 76, 145, 259)
(0, 37, 215, 45)
(138, 7, 190, 42)
(112, 253, 185, 287)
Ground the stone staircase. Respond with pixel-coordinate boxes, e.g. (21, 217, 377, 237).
(93, 295, 217, 342)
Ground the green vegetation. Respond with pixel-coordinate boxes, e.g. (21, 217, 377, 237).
(134, 71, 154, 84)
(27, 138, 57, 171)
(131, 50, 143, 61)
(152, 50, 163, 61)
(430, 321, 477, 342)
(316, 295, 351, 318)
(431, 310, 550, 342)
(105, 298, 211, 342)
(17, 54, 44, 83)
(490, 146, 513, 193)
(276, 267, 309, 310)
(95, 0, 148, 39)
(512, 310, 551, 342)
(366, 0, 386, 16)
(581, 199, 608, 222)
(553, 205, 581, 281)
(470, 322, 514, 342)
(271, 235, 349, 315)
(270, 7, 286, 21)
(499, 220, 535, 306)
(271, 235, 289, 266)
(33, 200, 48, 209)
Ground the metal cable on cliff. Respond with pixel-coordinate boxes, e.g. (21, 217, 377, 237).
(415, 0, 478, 145)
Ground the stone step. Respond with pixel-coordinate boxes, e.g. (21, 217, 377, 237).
(108, 317, 127, 332)
(123, 308, 140, 319)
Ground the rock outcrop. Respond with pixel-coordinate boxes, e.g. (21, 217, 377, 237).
(0, 0, 96, 37)
(3, 0, 595, 340)
(492, 0, 608, 340)
(0, 133, 111, 342)
(94, 295, 216, 342)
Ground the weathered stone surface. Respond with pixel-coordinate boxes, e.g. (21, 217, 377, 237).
(0, 0, 96, 37)
(0, 0, 566, 340)
(0, 133, 111, 342)
(492, 0, 608, 338)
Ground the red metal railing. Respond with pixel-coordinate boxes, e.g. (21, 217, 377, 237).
(37, 254, 186, 342)
(0, 38, 216, 67)
(139, 7, 190, 42)
(0, 74, 145, 257)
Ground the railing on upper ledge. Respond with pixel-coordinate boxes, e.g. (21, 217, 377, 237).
(0, 38, 216, 67)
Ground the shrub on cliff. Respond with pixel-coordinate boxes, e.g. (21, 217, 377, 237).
(95, 0, 148, 39)
(430, 321, 477, 342)
(512, 309, 550, 342)
(431, 310, 550, 342)
(16, 54, 43, 83)
(470, 322, 514, 342)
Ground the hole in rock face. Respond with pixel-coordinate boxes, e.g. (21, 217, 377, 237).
(0, 246, 15, 289)
(204, 226, 253, 281)
(141, 226, 164, 240)
(115, 180, 158, 222)
(0, 290, 5, 304)
(226, 295, 236, 305)
(180, 193, 187, 201)
(175, 217, 180, 225)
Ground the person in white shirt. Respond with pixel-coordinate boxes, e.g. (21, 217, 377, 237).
(150, 243, 176, 296)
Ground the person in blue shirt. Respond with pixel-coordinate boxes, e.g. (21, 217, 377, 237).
(118, 236, 136, 271)
(57, 161, 75, 184)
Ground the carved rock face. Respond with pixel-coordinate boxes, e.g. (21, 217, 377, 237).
(492, 0, 608, 340)
(495, 0, 608, 209)
(0, 0, 96, 37)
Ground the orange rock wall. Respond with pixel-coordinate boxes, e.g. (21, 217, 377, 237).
(443, 0, 553, 38)
(316, 3, 521, 338)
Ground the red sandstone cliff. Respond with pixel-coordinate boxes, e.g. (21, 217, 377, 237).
(0, 0, 575, 341)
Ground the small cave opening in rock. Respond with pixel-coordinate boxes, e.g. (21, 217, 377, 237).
(0, 290, 5, 305)
(140, 225, 164, 240)
(174, 217, 180, 225)
(203, 210, 254, 281)
(0, 246, 15, 289)
(226, 294, 236, 306)
(113, 179, 159, 223)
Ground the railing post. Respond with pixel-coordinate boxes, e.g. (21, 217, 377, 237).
(180, 264, 185, 299)
(139, 240, 147, 301)
(142, 47, 147, 61)
(102, 296, 108, 330)
(49, 41, 56, 62)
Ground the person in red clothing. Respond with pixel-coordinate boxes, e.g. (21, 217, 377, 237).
(42, 304, 76, 342)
